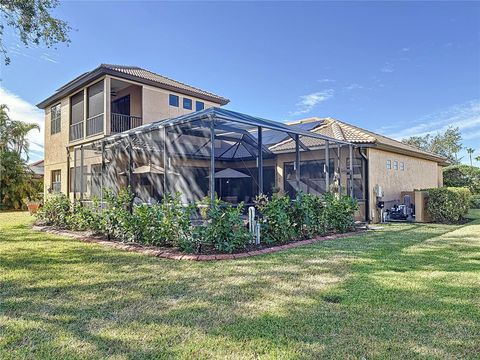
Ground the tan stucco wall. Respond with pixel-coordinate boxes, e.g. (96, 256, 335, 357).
(142, 85, 219, 124)
(42, 74, 224, 199)
(367, 148, 442, 222)
(43, 97, 70, 195)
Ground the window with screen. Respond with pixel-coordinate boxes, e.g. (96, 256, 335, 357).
(393, 160, 398, 170)
(386, 160, 392, 169)
(50, 103, 61, 134)
(400, 162, 405, 171)
(87, 80, 104, 118)
(70, 91, 84, 124)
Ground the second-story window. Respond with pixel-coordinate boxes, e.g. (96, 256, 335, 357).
(50, 103, 61, 134)
(196, 101, 205, 111)
(183, 98, 192, 110)
(87, 80, 104, 136)
(169, 94, 179, 107)
(70, 90, 85, 141)
(393, 160, 398, 170)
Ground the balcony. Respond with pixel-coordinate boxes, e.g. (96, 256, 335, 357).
(86, 114, 104, 137)
(111, 113, 142, 133)
(70, 122, 84, 141)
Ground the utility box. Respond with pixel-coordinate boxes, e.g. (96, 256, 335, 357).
(414, 190, 431, 223)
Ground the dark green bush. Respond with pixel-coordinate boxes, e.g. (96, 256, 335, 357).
(291, 192, 326, 238)
(443, 165, 480, 194)
(67, 199, 102, 232)
(36, 193, 71, 227)
(323, 193, 358, 233)
(426, 187, 471, 223)
(256, 193, 296, 244)
(101, 188, 135, 241)
(185, 202, 251, 254)
(470, 194, 480, 209)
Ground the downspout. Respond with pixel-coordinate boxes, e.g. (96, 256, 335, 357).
(359, 147, 369, 223)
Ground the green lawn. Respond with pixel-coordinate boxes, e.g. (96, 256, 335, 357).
(0, 211, 479, 359)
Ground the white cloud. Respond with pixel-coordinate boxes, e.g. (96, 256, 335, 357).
(346, 83, 364, 90)
(386, 100, 480, 141)
(401, 47, 411, 52)
(291, 90, 334, 116)
(0, 87, 44, 161)
(318, 78, 336, 83)
(381, 62, 395, 73)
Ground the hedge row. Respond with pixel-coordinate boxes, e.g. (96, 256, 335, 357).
(36, 189, 358, 254)
(425, 187, 471, 223)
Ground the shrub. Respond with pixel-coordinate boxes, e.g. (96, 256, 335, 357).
(426, 187, 471, 223)
(149, 192, 193, 247)
(443, 165, 480, 194)
(67, 199, 102, 232)
(36, 193, 71, 227)
(291, 192, 326, 238)
(185, 202, 251, 253)
(323, 193, 358, 233)
(470, 194, 480, 209)
(256, 193, 295, 244)
(101, 188, 135, 241)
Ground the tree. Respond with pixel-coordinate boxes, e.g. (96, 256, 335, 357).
(476, 155, 480, 164)
(0, 0, 71, 65)
(402, 126, 463, 164)
(466, 147, 475, 166)
(0, 104, 41, 208)
(443, 165, 480, 195)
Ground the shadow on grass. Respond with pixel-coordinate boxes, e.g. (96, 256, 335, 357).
(0, 212, 479, 358)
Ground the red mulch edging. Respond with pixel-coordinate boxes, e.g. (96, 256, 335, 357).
(32, 225, 360, 261)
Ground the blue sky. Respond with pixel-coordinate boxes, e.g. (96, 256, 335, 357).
(0, 1, 479, 163)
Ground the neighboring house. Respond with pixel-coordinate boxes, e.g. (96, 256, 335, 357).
(279, 118, 448, 222)
(37, 64, 229, 195)
(37, 64, 447, 223)
(29, 159, 44, 179)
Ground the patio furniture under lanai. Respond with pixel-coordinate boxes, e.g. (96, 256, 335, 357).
(71, 107, 360, 206)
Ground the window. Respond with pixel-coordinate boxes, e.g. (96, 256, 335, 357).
(70, 91, 84, 125)
(183, 98, 192, 110)
(51, 170, 61, 193)
(196, 101, 205, 111)
(386, 160, 392, 169)
(400, 162, 405, 171)
(50, 103, 61, 134)
(393, 160, 398, 170)
(284, 159, 335, 198)
(169, 94, 179, 107)
(70, 90, 85, 141)
(87, 80, 104, 118)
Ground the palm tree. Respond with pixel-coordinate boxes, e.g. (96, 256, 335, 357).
(0, 104, 39, 160)
(476, 155, 480, 165)
(9, 120, 40, 160)
(466, 147, 475, 166)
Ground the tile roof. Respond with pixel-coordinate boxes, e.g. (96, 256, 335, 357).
(270, 117, 448, 164)
(37, 64, 229, 108)
(100, 64, 229, 105)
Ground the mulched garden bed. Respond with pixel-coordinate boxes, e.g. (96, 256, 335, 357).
(32, 225, 361, 261)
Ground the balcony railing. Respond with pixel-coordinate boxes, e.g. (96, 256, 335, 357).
(70, 122, 84, 141)
(86, 113, 104, 137)
(111, 113, 142, 133)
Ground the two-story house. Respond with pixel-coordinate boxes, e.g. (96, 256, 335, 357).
(37, 64, 229, 196)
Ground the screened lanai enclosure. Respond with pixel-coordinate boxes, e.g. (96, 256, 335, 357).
(71, 108, 366, 218)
